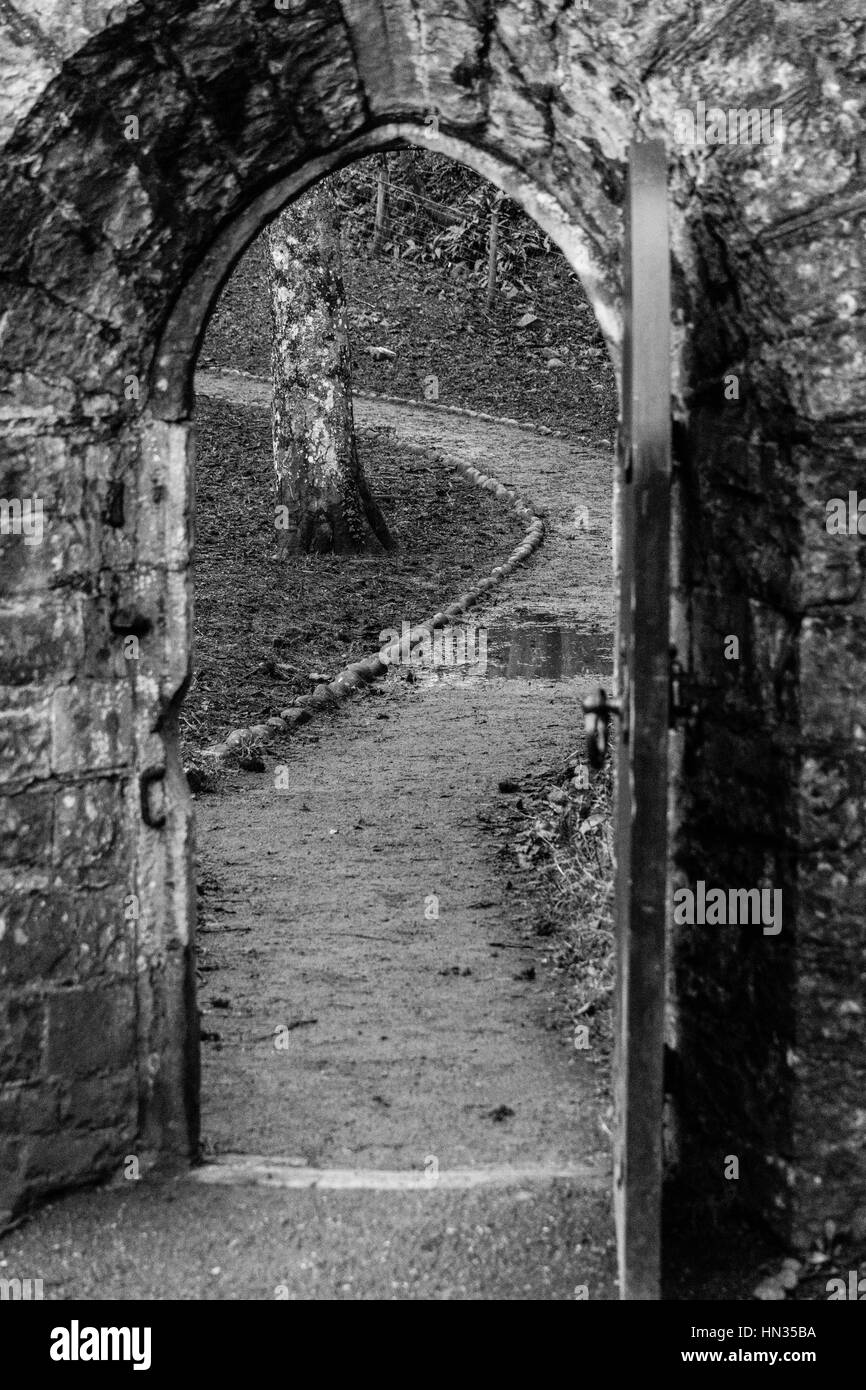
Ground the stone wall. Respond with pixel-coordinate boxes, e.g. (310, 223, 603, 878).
(0, 0, 862, 1257)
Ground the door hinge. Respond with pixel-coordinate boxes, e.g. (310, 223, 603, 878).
(669, 646, 699, 729)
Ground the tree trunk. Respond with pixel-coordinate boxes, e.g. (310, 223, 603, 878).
(485, 200, 499, 311)
(371, 152, 389, 256)
(267, 184, 394, 556)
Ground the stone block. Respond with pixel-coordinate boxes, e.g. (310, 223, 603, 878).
(60, 1068, 137, 1132)
(0, 787, 53, 867)
(0, 688, 52, 785)
(0, 1138, 25, 1212)
(798, 756, 866, 856)
(0, 887, 132, 988)
(0, 592, 86, 684)
(51, 681, 133, 775)
(0, 434, 73, 512)
(53, 778, 128, 883)
(0, 1080, 61, 1135)
(21, 1126, 127, 1187)
(45, 984, 136, 1078)
(800, 616, 866, 745)
(0, 997, 45, 1085)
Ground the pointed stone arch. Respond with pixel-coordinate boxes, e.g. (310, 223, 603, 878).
(0, 1, 640, 1220)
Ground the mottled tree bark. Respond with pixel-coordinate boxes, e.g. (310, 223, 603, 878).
(267, 185, 394, 555)
(371, 152, 389, 255)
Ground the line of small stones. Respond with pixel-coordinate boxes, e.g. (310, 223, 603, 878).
(353, 385, 572, 440)
(199, 451, 546, 762)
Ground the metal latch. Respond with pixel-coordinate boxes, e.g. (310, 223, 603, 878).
(582, 686, 623, 769)
(139, 767, 167, 829)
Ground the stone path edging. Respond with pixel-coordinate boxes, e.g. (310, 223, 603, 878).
(353, 386, 571, 439)
(196, 371, 548, 761)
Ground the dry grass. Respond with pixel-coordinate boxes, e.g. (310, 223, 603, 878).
(512, 753, 615, 1053)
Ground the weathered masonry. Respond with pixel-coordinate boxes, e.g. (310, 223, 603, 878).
(0, 0, 862, 1264)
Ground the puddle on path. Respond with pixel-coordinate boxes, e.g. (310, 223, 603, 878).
(483, 624, 613, 680)
(406, 614, 613, 684)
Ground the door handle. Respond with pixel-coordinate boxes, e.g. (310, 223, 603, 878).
(582, 686, 623, 769)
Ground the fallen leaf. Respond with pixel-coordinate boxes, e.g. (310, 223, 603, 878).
(753, 1277, 786, 1300)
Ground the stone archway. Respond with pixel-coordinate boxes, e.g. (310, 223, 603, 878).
(1, 0, 862, 1261)
(159, 119, 626, 1171)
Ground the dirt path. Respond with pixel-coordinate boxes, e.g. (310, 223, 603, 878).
(194, 374, 614, 1189)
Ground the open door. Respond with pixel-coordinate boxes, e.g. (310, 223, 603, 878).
(584, 138, 671, 1300)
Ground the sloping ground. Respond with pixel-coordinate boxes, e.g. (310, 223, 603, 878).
(191, 373, 613, 1168)
(184, 388, 527, 750)
(199, 205, 618, 448)
(187, 381, 617, 1291)
(196, 677, 612, 1169)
